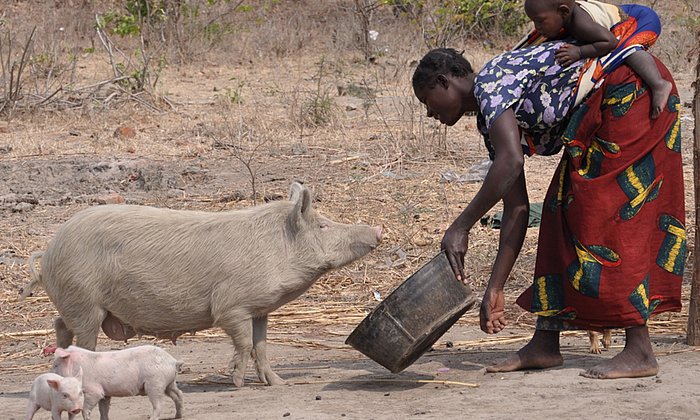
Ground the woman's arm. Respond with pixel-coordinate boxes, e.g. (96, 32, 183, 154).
(480, 169, 529, 333)
(441, 108, 525, 282)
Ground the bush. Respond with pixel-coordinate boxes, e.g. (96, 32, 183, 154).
(385, 0, 528, 48)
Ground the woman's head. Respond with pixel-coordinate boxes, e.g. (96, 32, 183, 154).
(524, 0, 575, 39)
(412, 48, 475, 126)
(412, 48, 474, 91)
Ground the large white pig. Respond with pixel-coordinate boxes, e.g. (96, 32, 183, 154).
(26, 369, 84, 420)
(21, 181, 382, 387)
(52, 345, 183, 420)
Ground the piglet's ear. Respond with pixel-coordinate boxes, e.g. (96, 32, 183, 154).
(47, 379, 60, 390)
(54, 348, 69, 359)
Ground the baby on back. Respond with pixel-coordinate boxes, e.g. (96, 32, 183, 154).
(524, 0, 672, 118)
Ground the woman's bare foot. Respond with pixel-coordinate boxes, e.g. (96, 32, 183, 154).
(650, 79, 673, 119)
(581, 325, 658, 379)
(486, 329, 563, 373)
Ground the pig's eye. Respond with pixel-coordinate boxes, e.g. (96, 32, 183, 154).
(320, 223, 330, 230)
(62, 393, 69, 399)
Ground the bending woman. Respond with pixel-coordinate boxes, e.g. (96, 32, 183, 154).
(412, 43, 685, 379)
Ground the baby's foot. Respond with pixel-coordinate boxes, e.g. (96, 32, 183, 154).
(651, 79, 672, 119)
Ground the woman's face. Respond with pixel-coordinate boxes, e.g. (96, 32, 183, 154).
(413, 76, 463, 126)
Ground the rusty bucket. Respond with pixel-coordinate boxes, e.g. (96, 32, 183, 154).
(346, 251, 476, 373)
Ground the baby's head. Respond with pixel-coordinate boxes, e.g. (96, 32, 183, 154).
(524, 0, 576, 39)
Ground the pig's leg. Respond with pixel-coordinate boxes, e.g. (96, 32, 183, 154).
(81, 390, 101, 420)
(252, 316, 285, 385)
(165, 382, 184, 418)
(222, 318, 253, 387)
(73, 308, 107, 350)
(145, 383, 164, 420)
(97, 397, 110, 420)
(50, 408, 63, 420)
(54, 317, 74, 348)
(24, 401, 39, 420)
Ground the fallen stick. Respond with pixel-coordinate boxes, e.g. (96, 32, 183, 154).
(292, 378, 479, 388)
(0, 329, 54, 338)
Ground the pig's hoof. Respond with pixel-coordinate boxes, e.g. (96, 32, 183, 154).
(232, 376, 245, 387)
(266, 375, 286, 386)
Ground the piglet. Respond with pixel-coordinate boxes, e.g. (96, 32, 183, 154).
(52, 345, 183, 420)
(26, 368, 84, 420)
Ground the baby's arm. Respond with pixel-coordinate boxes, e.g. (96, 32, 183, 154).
(556, 6, 618, 66)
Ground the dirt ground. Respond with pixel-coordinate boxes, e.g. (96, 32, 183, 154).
(1, 1, 699, 419)
(2, 324, 700, 419)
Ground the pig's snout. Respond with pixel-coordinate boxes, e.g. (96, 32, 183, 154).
(373, 226, 383, 243)
(70, 408, 82, 415)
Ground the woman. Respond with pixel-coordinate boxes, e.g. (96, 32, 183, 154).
(412, 42, 685, 379)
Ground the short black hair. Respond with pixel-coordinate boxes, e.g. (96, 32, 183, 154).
(412, 48, 474, 90)
(525, 0, 574, 13)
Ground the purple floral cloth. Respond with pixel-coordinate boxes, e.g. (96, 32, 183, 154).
(475, 41, 584, 158)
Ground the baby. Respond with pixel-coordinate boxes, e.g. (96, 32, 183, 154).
(524, 0, 672, 119)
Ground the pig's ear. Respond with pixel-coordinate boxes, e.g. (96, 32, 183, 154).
(289, 182, 313, 218)
(47, 379, 60, 390)
(287, 183, 314, 234)
(288, 181, 305, 202)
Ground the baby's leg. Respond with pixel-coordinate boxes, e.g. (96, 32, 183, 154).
(625, 50, 672, 119)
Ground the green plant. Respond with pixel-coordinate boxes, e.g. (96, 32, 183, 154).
(216, 77, 245, 105)
(300, 58, 337, 127)
(98, 0, 167, 37)
(384, 0, 527, 48)
(96, 1, 168, 93)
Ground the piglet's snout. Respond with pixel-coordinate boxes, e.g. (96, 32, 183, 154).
(373, 226, 383, 242)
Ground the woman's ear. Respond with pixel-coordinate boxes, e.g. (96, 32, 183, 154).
(436, 74, 449, 89)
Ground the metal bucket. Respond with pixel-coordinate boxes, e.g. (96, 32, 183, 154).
(346, 251, 476, 373)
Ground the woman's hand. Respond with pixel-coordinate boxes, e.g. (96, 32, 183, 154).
(440, 224, 469, 284)
(480, 287, 506, 334)
(555, 44, 581, 67)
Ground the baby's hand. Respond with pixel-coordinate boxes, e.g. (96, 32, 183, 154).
(555, 44, 581, 67)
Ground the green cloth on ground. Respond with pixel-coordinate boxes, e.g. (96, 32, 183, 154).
(480, 202, 543, 229)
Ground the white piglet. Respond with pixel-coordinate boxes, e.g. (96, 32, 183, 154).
(51, 345, 183, 420)
(26, 369, 84, 420)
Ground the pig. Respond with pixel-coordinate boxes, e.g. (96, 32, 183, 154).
(52, 345, 183, 420)
(26, 369, 84, 420)
(21, 181, 382, 387)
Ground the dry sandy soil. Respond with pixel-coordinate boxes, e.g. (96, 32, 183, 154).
(1, 1, 699, 419)
(3, 324, 700, 420)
